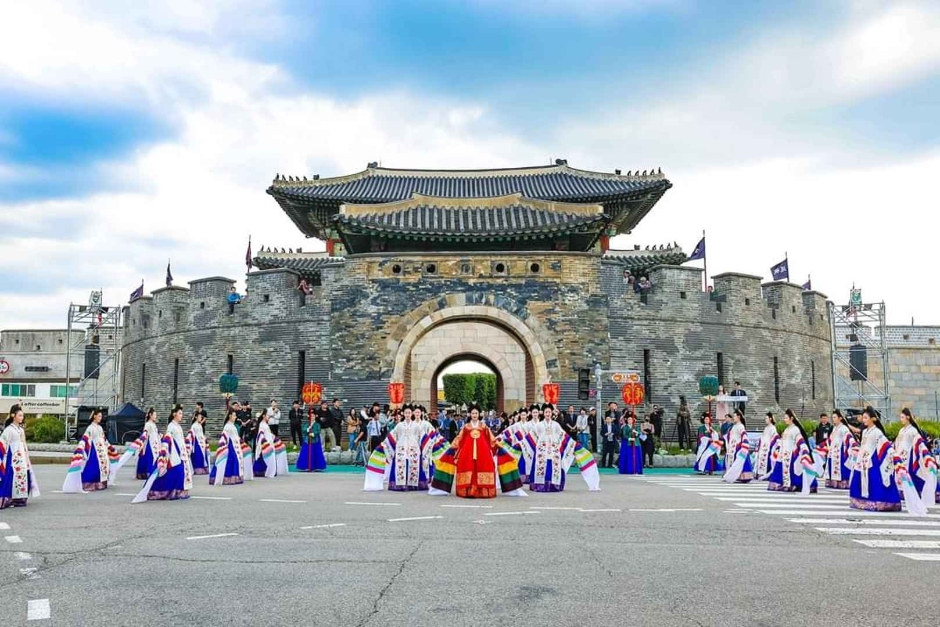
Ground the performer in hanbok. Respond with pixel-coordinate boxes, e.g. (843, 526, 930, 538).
(210, 409, 249, 485)
(516, 404, 600, 492)
(364, 404, 450, 492)
(296, 408, 328, 472)
(695, 415, 722, 475)
(850, 406, 904, 512)
(723, 410, 753, 483)
(133, 407, 193, 502)
(188, 412, 210, 475)
(618, 413, 643, 475)
(109, 407, 161, 483)
(894, 408, 938, 507)
(254, 412, 288, 478)
(63, 408, 118, 493)
(825, 410, 855, 489)
(429, 405, 525, 498)
(767, 409, 818, 494)
(755, 412, 779, 480)
(501, 406, 537, 479)
(0, 405, 40, 509)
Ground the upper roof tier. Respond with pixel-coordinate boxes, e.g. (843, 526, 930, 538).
(267, 161, 671, 241)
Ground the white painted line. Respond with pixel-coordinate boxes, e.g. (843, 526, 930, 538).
(579, 508, 623, 513)
(853, 540, 940, 549)
(786, 518, 940, 527)
(14, 552, 31, 560)
(528, 506, 580, 511)
(473, 520, 491, 525)
(27, 599, 50, 621)
(440, 504, 493, 509)
(259, 499, 306, 504)
(732, 503, 848, 510)
(816, 527, 940, 537)
(300, 523, 347, 530)
(5, 535, 22, 544)
(185, 533, 239, 541)
(191, 496, 233, 500)
(51, 490, 63, 493)
(344, 501, 401, 506)
(714, 497, 848, 504)
(387, 516, 444, 523)
(725, 510, 753, 513)
(629, 508, 703, 512)
(19, 568, 40, 580)
(760, 509, 940, 519)
(116, 493, 137, 496)
(0, 522, 10, 530)
(483, 511, 542, 517)
(893, 552, 940, 561)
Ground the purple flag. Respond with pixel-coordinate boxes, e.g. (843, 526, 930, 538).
(771, 258, 789, 282)
(801, 278, 811, 291)
(129, 283, 144, 303)
(688, 237, 705, 261)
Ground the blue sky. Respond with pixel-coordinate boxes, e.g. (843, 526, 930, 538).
(2, 0, 940, 329)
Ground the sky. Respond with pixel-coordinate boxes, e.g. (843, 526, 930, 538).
(2, 0, 940, 331)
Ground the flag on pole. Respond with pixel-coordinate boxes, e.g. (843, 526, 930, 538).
(770, 258, 789, 282)
(165, 261, 173, 287)
(245, 236, 252, 272)
(801, 277, 812, 291)
(129, 282, 144, 303)
(688, 237, 706, 261)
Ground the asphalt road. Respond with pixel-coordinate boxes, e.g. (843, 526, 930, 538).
(1, 466, 938, 626)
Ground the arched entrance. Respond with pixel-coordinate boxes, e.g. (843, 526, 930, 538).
(429, 353, 505, 415)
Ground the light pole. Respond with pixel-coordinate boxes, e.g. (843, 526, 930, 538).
(594, 363, 603, 452)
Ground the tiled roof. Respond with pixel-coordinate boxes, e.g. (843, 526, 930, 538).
(252, 251, 344, 277)
(270, 164, 669, 203)
(334, 203, 608, 239)
(603, 245, 687, 270)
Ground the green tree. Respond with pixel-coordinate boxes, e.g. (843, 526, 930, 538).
(442, 373, 497, 410)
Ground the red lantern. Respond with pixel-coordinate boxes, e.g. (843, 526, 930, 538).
(301, 382, 322, 405)
(388, 382, 405, 406)
(542, 383, 560, 405)
(621, 382, 645, 406)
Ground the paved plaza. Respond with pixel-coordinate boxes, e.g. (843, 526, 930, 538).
(1, 466, 938, 626)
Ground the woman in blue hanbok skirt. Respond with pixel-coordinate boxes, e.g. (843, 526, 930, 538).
(0, 405, 40, 509)
(695, 415, 723, 475)
(137, 409, 160, 479)
(254, 413, 288, 478)
(767, 409, 817, 494)
(210, 409, 249, 485)
(618, 413, 643, 475)
(63, 408, 117, 493)
(893, 408, 936, 509)
(296, 412, 328, 472)
(723, 411, 753, 483)
(825, 410, 855, 489)
(850, 406, 902, 512)
(133, 407, 193, 502)
(188, 413, 210, 475)
(755, 413, 779, 480)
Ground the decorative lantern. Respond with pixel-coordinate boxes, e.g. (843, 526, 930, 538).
(388, 382, 405, 406)
(301, 382, 322, 406)
(621, 382, 645, 407)
(699, 375, 719, 417)
(542, 383, 560, 405)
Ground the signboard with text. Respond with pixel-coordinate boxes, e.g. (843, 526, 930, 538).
(0, 360, 10, 376)
(610, 371, 640, 384)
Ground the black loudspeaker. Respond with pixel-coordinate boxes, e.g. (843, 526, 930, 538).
(849, 344, 868, 381)
(84, 344, 100, 379)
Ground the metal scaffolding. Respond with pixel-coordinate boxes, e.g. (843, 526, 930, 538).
(64, 292, 122, 440)
(829, 295, 889, 418)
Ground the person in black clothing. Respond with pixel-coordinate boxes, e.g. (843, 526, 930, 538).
(329, 398, 345, 451)
(316, 400, 336, 451)
(605, 401, 622, 425)
(600, 415, 618, 468)
(648, 404, 664, 439)
(815, 412, 832, 448)
(588, 407, 598, 452)
(676, 396, 692, 450)
(288, 401, 304, 446)
(730, 381, 747, 415)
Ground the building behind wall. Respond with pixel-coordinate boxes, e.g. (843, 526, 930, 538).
(0, 330, 85, 418)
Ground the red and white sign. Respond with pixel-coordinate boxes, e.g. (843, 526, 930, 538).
(0, 360, 10, 376)
(611, 371, 640, 384)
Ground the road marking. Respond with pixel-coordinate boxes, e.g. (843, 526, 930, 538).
(473, 520, 491, 525)
(116, 493, 137, 496)
(0, 522, 9, 530)
(14, 552, 31, 560)
(387, 516, 443, 522)
(629, 508, 702, 513)
(714, 497, 848, 504)
(786, 518, 940, 527)
(51, 490, 63, 493)
(893, 552, 940, 561)
(732, 503, 848, 510)
(27, 599, 50, 621)
(483, 511, 541, 517)
(300, 523, 347, 530)
(20, 568, 40, 580)
(185, 533, 239, 541)
(192, 496, 233, 500)
(259, 499, 306, 504)
(440, 504, 493, 509)
(760, 509, 940, 518)
(344, 501, 401, 506)
(528, 506, 580, 511)
(579, 508, 623, 513)
(5, 535, 22, 544)
(854, 540, 940, 549)
(724, 510, 753, 513)
(816, 527, 940, 537)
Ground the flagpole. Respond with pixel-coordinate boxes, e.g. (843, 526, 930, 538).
(702, 229, 707, 292)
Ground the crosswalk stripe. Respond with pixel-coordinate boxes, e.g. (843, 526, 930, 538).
(732, 503, 849, 509)
(816, 527, 940, 537)
(760, 509, 940, 519)
(853, 540, 940, 548)
(785, 518, 940, 527)
(712, 497, 848, 504)
(893, 553, 940, 561)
